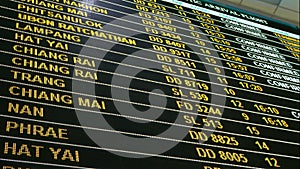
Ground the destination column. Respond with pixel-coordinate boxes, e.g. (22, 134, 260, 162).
(0, 0, 109, 168)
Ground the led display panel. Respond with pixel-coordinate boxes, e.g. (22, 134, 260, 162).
(0, 0, 299, 168)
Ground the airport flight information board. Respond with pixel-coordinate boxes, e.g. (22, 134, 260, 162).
(0, 0, 299, 168)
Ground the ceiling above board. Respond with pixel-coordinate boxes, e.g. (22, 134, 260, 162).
(212, 0, 300, 28)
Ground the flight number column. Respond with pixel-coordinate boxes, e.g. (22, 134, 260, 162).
(135, 0, 213, 113)
(170, 5, 247, 169)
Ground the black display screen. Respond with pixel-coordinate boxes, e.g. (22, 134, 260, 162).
(0, 0, 299, 168)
